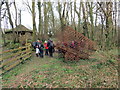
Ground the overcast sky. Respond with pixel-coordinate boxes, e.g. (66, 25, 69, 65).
(1, 0, 65, 30)
(1, 0, 119, 30)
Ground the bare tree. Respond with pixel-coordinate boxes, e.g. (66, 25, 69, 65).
(81, 2, 89, 38)
(0, 1, 6, 46)
(98, 2, 113, 49)
(5, 1, 16, 43)
(58, 2, 66, 30)
(70, 2, 73, 25)
(23, 0, 32, 14)
(38, 1, 42, 38)
(65, 2, 70, 25)
(74, 1, 82, 32)
(47, 2, 55, 36)
(112, 2, 118, 46)
(43, 2, 49, 40)
(13, 1, 17, 26)
(32, 1, 37, 41)
(88, 2, 94, 40)
(13, 0, 19, 42)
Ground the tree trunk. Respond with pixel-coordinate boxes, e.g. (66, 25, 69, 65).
(113, 2, 117, 46)
(5, 1, 16, 43)
(74, 1, 81, 32)
(73, 2, 77, 30)
(44, 2, 48, 40)
(58, 2, 66, 30)
(65, 2, 69, 25)
(98, 2, 113, 50)
(88, 2, 94, 40)
(100, 14, 104, 50)
(0, 2, 6, 46)
(32, 1, 37, 42)
(95, 4, 98, 27)
(81, 2, 89, 38)
(50, 2, 55, 34)
(78, 2, 82, 32)
(70, 2, 72, 25)
(105, 2, 113, 49)
(18, 10, 21, 25)
(13, 1, 17, 26)
(13, 1, 19, 43)
(38, 1, 42, 39)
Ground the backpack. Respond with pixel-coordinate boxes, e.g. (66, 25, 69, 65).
(39, 43, 44, 50)
(32, 42, 36, 47)
(50, 42, 53, 47)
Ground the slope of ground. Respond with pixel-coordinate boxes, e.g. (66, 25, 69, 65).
(2, 49, 118, 88)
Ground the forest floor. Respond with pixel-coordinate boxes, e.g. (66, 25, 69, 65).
(2, 48, 119, 88)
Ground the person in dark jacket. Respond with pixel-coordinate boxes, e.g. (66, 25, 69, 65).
(32, 41, 37, 49)
(38, 40, 44, 58)
(47, 40, 54, 57)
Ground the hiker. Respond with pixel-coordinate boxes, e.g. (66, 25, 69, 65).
(38, 40, 44, 58)
(44, 40, 49, 55)
(35, 40, 40, 57)
(70, 41, 75, 48)
(32, 42, 36, 49)
(47, 40, 55, 57)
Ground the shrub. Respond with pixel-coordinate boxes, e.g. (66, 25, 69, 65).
(107, 59, 116, 65)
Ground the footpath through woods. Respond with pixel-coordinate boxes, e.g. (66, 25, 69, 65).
(2, 48, 118, 88)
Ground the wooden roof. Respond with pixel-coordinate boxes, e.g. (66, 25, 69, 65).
(5, 24, 33, 34)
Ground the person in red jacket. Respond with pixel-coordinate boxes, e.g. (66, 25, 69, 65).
(44, 41, 49, 55)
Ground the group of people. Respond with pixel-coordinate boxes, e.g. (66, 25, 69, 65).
(32, 39, 55, 58)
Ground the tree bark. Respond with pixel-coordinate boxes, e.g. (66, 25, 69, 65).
(70, 2, 72, 25)
(13, 1, 19, 43)
(49, 2, 55, 34)
(105, 2, 113, 49)
(88, 2, 94, 40)
(114, 2, 117, 46)
(5, 1, 16, 43)
(38, 1, 42, 39)
(98, 2, 113, 49)
(81, 2, 89, 38)
(73, 2, 76, 30)
(32, 1, 37, 42)
(43, 2, 48, 39)
(74, 1, 81, 32)
(0, 2, 6, 46)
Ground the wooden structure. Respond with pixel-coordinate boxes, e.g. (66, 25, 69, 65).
(56, 26, 96, 61)
(5, 24, 33, 43)
(0, 43, 31, 74)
